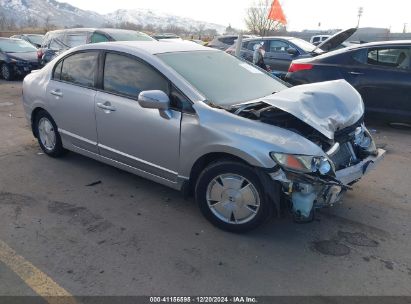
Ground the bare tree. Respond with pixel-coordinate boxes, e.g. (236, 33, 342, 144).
(0, 12, 6, 30)
(196, 23, 206, 39)
(245, 0, 282, 36)
(25, 15, 39, 28)
(44, 15, 54, 32)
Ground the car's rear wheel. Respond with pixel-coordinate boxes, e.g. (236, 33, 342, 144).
(195, 160, 272, 232)
(34, 110, 66, 157)
(1, 63, 13, 81)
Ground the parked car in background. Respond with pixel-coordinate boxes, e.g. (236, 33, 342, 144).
(189, 39, 207, 46)
(152, 33, 183, 41)
(226, 28, 357, 78)
(0, 38, 40, 80)
(10, 34, 44, 48)
(285, 40, 411, 123)
(310, 35, 331, 46)
(208, 35, 254, 51)
(22, 40, 384, 232)
(226, 36, 320, 77)
(39, 28, 154, 64)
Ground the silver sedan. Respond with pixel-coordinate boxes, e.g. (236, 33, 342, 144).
(22, 41, 385, 232)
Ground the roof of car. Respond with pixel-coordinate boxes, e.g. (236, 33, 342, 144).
(0, 37, 20, 41)
(352, 40, 411, 48)
(242, 36, 301, 42)
(46, 28, 144, 34)
(76, 40, 216, 55)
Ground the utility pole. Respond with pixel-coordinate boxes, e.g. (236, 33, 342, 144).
(357, 7, 364, 28)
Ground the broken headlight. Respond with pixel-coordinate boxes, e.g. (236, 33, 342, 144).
(354, 125, 371, 149)
(270, 152, 332, 175)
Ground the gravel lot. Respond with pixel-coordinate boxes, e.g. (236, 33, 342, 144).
(0, 79, 410, 297)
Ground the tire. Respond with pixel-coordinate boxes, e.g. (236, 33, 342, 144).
(34, 110, 66, 157)
(1, 63, 13, 81)
(195, 160, 273, 233)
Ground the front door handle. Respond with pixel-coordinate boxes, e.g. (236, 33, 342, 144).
(349, 71, 364, 76)
(97, 102, 116, 112)
(50, 90, 63, 97)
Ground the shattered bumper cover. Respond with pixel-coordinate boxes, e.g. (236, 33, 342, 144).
(336, 148, 385, 185)
(270, 148, 386, 221)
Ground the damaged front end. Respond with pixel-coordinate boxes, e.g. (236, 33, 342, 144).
(269, 135, 385, 222)
(229, 80, 386, 222)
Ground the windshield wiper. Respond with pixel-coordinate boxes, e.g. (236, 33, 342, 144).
(205, 100, 226, 110)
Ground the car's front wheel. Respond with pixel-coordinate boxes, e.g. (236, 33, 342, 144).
(195, 160, 273, 233)
(1, 63, 13, 81)
(34, 110, 66, 157)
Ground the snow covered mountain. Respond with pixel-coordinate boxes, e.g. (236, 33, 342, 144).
(0, 0, 104, 27)
(106, 9, 226, 33)
(0, 0, 225, 33)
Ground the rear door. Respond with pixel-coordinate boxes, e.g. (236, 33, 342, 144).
(46, 51, 99, 153)
(343, 46, 411, 121)
(94, 52, 182, 181)
(264, 39, 295, 72)
(242, 39, 264, 63)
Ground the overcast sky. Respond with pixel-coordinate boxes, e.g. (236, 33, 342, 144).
(63, 0, 410, 33)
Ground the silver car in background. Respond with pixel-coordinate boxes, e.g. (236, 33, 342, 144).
(22, 41, 385, 232)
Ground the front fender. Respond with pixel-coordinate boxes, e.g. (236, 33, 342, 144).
(178, 104, 325, 178)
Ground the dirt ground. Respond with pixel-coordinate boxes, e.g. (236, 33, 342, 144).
(0, 79, 410, 298)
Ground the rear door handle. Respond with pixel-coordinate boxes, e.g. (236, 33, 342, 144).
(97, 102, 116, 112)
(349, 71, 364, 76)
(50, 90, 63, 97)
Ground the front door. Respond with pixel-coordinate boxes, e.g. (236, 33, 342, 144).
(264, 39, 294, 73)
(95, 52, 182, 181)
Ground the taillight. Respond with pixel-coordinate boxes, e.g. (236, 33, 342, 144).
(288, 63, 313, 73)
(37, 49, 44, 59)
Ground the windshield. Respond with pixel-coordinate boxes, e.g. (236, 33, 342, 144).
(290, 38, 319, 53)
(27, 35, 44, 45)
(158, 51, 287, 106)
(107, 31, 154, 41)
(0, 39, 37, 53)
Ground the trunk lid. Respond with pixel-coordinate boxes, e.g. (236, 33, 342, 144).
(315, 28, 357, 53)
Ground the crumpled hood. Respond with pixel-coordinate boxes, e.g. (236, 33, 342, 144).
(261, 80, 364, 140)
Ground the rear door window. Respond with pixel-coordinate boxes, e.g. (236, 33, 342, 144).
(247, 40, 263, 51)
(53, 60, 63, 80)
(66, 34, 88, 47)
(60, 52, 98, 88)
(367, 47, 411, 70)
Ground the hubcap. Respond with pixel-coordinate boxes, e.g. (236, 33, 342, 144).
(2, 65, 10, 80)
(206, 174, 260, 225)
(38, 117, 56, 151)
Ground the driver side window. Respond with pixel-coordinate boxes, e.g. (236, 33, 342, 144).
(268, 40, 291, 53)
(103, 53, 170, 99)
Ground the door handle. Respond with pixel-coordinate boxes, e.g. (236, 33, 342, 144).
(97, 102, 116, 112)
(50, 90, 63, 97)
(349, 71, 364, 76)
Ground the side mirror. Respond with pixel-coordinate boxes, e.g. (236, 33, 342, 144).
(287, 48, 299, 56)
(138, 90, 172, 119)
